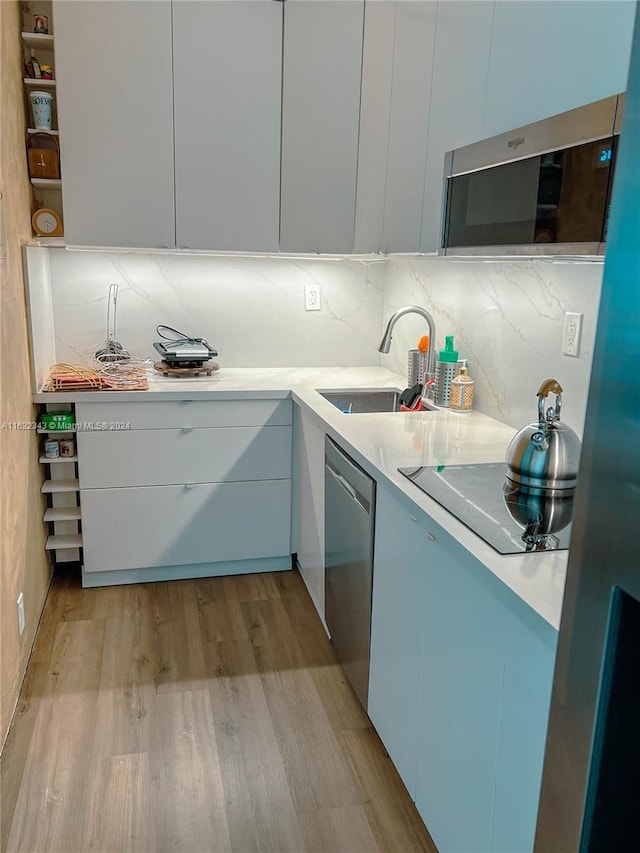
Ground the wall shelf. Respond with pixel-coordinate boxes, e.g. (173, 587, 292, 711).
(23, 13, 63, 233)
(30, 236, 65, 247)
(23, 77, 56, 88)
(31, 178, 62, 190)
(44, 507, 82, 522)
(41, 478, 79, 493)
(46, 534, 83, 551)
(21, 32, 54, 50)
(39, 455, 78, 464)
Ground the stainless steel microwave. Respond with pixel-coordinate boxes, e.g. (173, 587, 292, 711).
(440, 93, 625, 256)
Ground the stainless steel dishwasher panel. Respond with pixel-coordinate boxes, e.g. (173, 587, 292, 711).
(324, 436, 376, 710)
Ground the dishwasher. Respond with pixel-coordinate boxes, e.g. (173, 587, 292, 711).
(324, 436, 376, 710)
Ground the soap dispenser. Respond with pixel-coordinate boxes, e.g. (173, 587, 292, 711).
(434, 336, 459, 407)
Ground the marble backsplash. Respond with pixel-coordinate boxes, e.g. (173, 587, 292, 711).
(47, 249, 386, 368)
(382, 257, 604, 436)
(41, 248, 603, 436)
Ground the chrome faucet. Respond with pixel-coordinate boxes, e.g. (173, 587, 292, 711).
(378, 305, 437, 381)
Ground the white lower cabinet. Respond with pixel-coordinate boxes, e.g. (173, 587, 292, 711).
(75, 399, 292, 585)
(368, 486, 427, 796)
(369, 483, 557, 853)
(81, 480, 291, 574)
(293, 405, 327, 619)
(77, 425, 292, 489)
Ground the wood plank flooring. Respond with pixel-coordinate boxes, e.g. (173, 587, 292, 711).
(1, 569, 437, 853)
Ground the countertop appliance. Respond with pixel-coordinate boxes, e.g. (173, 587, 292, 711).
(535, 14, 640, 851)
(324, 436, 376, 710)
(398, 462, 573, 554)
(153, 324, 218, 368)
(440, 92, 625, 256)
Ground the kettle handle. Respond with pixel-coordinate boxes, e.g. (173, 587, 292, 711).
(537, 378, 563, 423)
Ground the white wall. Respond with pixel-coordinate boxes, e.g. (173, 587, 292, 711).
(47, 249, 386, 368)
(381, 257, 603, 437)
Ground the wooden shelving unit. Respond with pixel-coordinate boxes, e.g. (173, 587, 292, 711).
(38, 403, 82, 562)
(21, 6, 64, 238)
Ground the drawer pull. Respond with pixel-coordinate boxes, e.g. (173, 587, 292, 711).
(181, 427, 194, 434)
(184, 483, 196, 490)
(410, 515, 417, 523)
(427, 531, 437, 542)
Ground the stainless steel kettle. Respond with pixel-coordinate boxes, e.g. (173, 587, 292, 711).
(505, 379, 582, 491)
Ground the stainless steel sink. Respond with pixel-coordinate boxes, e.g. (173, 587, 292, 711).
(317, 389, 437, 414)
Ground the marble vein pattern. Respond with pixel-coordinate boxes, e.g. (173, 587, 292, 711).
(48, 250, 387, 369)
(382, 257, 603, 436)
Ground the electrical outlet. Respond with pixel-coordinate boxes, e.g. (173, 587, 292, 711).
(17, 593, 25, 636)
(304, 284, 321, 311)
(562, 312, 583, 357)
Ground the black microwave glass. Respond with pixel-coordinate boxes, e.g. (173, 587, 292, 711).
(443, 137, 617, 249)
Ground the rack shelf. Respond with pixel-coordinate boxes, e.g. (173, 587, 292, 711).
(23, 77, 56, 88)
(39, 455, 78, 464)
(46, 534, 83, 551)
(23, 15, 63, 234)
(31, 178, 62, 190)
(30, 236, 65, 247)
(41, 478, 79, 493)
(21, 32, 54, 50)
(44, 507, 82, 522)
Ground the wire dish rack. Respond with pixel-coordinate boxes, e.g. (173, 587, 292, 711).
(42, 363, 149, 392)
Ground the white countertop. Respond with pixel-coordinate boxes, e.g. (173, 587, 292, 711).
(35, 366, 567, 629)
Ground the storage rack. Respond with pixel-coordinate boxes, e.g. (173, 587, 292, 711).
(21, 2, 64, 229)
(38, 404, 82, 563)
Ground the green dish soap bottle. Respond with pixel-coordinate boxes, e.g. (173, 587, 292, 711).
(434, 336, 459, 407)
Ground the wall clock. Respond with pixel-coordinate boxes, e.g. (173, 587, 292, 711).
(32, 208, 63, 237)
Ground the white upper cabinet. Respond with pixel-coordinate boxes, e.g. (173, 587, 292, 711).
(54, 0, 175, 248)
(173, 1, 282, 252)
(483, 0, 636, 137)
(280, 0, 364, 253)
(52, 0, 636, 254)
(381, 1, 437, 253)
(419, 1, 495, 253)
(353, 1, 396, 254)
(355, 0, 439, 255)
(420, 0, 635, 253)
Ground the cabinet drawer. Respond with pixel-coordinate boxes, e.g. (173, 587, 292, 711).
(81, 479, 291, 574)
(75, 398, 292, 430)
(77, 425, 292, 488)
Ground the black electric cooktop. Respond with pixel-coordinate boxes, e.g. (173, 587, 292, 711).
(398, 462, 574, 555)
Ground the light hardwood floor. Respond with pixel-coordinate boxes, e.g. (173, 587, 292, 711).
(1, 569, 437, 853)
